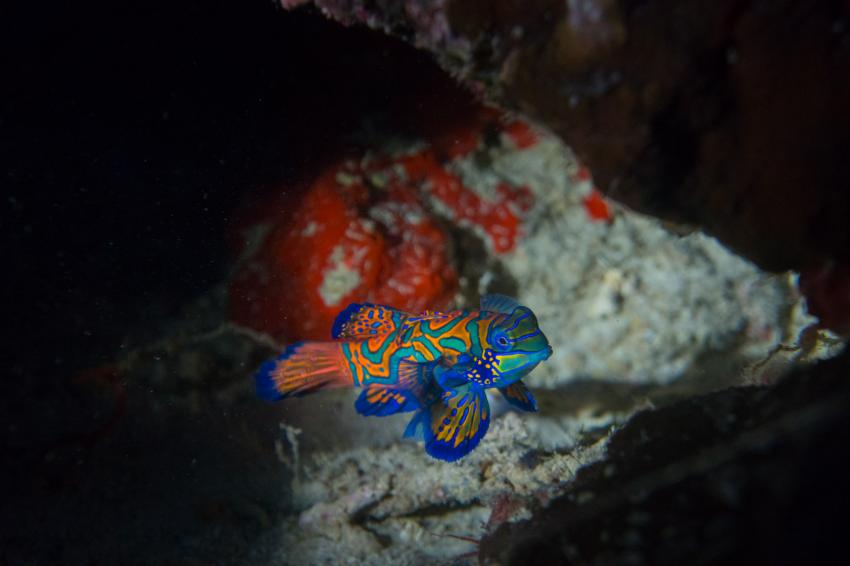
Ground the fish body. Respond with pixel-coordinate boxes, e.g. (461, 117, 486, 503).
(255, 294, 552, 461)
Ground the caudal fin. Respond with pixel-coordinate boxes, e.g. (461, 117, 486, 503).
(255, 341, 352, 401)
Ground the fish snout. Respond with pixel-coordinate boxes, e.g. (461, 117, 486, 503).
(543, 345, 553, 360)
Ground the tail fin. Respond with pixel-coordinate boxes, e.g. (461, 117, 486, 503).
(255, 341, 353, 401)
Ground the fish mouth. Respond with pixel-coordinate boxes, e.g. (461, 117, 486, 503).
(529, 346, 552, 365)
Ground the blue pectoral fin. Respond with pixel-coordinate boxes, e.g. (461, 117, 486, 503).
(395, 359, 438, 399)
(419, 384, 491, 462)
(355, 386, 419, 417)
(357, 360, 440, 418)
(498, 380, 538, 412)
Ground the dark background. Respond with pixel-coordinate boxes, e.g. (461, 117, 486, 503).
(1, 2, 467, 563)
(3, 0, 454, 377)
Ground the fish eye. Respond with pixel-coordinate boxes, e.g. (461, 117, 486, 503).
(497, 336, 509, 347)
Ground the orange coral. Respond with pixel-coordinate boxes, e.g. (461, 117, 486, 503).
(229, 107, 542, 340)
(229, 163, 458, 341)
(396, 151, 532, 254)
(582, 188, 612, 223)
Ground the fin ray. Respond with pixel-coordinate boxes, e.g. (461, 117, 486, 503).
(355, 385, 419, 416)
(409, 384, 490, 461)
(395, 359, 438, 399)
(480, 293, 521, 314)
(356, 360, 440, 416)
(331, 303, 402, 340)
(498, 381, 537, 412)
(255, 341, 351, 401)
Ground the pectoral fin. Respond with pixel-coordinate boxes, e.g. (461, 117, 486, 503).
(394, 359, 437, 399)
(356, 360, 438, 417)
(498, 380, 537, 412)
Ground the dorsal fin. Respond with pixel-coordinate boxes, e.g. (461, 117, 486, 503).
(331, 303, 405, 339)
(480, 294, 521, 314)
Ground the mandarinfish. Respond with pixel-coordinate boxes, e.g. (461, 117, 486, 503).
(255, 294, 553, 461)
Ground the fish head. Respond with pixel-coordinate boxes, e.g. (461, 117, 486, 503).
(485, 306, 552, 381)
